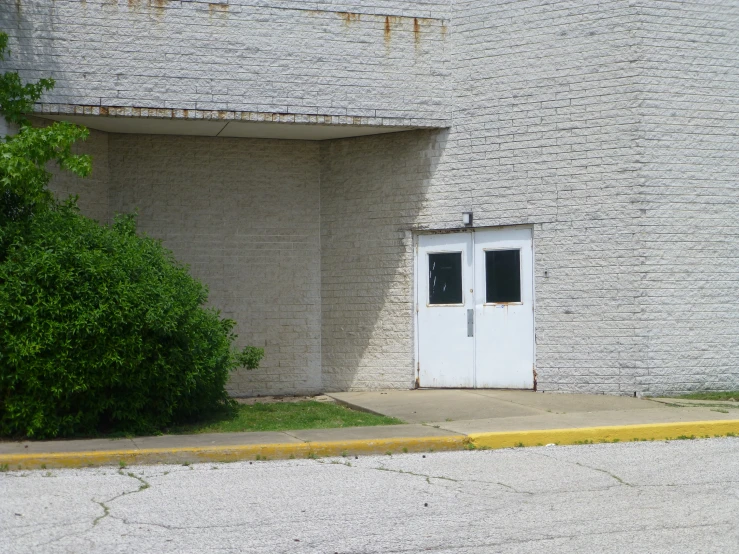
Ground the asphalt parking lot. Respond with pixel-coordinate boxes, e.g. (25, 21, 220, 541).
(2, 437, 738, 553)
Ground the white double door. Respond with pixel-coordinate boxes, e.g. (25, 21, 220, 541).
(416, 228, 534, 389)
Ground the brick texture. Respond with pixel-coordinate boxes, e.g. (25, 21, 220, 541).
(22, 0, 739, 396)
(108, 134, 322, 396)
(449, 1, 647, 395)
(1, 0, 451, 126)
(636, 0, 739, 394)
(320, 130, 446, 391)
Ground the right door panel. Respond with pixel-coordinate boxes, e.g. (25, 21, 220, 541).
(473, 228, 534, 388)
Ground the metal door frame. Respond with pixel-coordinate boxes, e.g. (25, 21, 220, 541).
(413, 225, 536, 390)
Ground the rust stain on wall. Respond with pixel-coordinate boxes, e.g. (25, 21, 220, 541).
(208, 2, 229, 19)
(413, 17, 421, 46)
(338, 12, 361, 26)
(151, 0, 167, 18)
(384, 15, 401, 47)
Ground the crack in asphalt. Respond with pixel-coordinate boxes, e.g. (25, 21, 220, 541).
(320, 458, 538, 496)
(29, 470, 151, 548)
(91, 471, 150, 527)
(372, 465, 460, 484)
(374, 521, 732, 553)
(530, 450, 634, 487)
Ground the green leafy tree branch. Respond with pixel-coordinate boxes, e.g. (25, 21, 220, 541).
(0, 32, 263, 439)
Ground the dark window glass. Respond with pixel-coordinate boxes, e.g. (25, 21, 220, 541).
(485, 250, 521, 303)
(428, 253, 463, 304)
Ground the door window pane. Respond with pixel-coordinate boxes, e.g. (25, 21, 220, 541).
(485, 249, 521, 303)
(428, 253, 463, 304)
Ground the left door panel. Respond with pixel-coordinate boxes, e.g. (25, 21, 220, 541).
(417, 233, 474, 387)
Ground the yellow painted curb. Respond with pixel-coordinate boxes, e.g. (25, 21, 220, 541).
(0, 435, 468, 470)
(469, 420, 739, 449)
(2, 420, 736, 471)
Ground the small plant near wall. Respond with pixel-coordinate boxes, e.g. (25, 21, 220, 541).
(0, 33, 263, 439)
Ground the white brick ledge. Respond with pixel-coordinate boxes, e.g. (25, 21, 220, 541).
(34, 103, 450, 129)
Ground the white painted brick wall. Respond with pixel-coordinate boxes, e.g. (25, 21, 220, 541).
(43, 126, 322, 397)
(319, 0, 738, 396)
(1, 0, 451, 125)
(108, 134, 322, 396)
(635, 0, 739, 394)
(320, 130, 446, 391)
(25, 0, 739, 396)
(320, 1, 650, 394)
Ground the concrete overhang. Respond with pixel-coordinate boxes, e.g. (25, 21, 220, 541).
(34, 106, 447, 140)
(37, 114, 421, 140)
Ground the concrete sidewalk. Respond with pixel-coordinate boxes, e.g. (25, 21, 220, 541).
(326, 389, 739, 433)
(1, 391, 738, 469)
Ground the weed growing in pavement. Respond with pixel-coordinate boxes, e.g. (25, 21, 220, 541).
(385, 451, 392, 456)
(307, 452, 318, 460)
(341, 450, 348, 457)
(119, 460, 126, 469)
(675, 435, 696, 440)
(402, 447, 408, 453)
(40, 463, 47, 469)
(515, 442, 525, 448)
(0, 464, 9, 472)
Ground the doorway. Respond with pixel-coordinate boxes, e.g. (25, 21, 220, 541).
(416, 227, 534, 388)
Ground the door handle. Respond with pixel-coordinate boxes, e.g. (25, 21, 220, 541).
(467, 309, 474, 337)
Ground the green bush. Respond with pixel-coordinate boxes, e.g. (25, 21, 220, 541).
(0, 32, 262, 438)
(0, 205, 262, 438)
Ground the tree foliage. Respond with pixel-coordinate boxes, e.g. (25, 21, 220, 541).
(0, 33, 262, 438)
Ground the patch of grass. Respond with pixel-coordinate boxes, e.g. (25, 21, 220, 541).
(167, 401, 403, 434)
(675, 391, 739, 401)
(0, 464, 9, 472)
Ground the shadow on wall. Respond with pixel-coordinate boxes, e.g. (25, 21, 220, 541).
(108, 134, 322, 397)
(320, 129, 447, 392)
